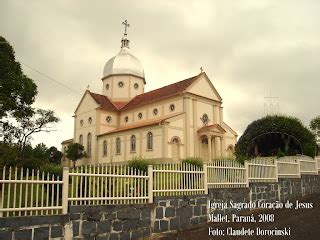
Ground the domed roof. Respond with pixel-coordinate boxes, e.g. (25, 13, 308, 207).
(103, 45, 145, 80)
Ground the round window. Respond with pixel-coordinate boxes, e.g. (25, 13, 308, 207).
(88, 117, 92, 124)
(80, 120, 84, 126)
(106, 116, 112, 123)
(134, 83, 139, 89)
(138, 112, 143, 119)
(106, 84, 109, 90)
(170, 104, 175, 111)
(201, 113, 210, 125)
(118, 81, 124, 88)
(153, 108, 158, 115)
(124, 116, 129, 122)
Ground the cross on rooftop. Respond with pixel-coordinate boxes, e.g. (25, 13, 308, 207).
(122, 20, 130, 36)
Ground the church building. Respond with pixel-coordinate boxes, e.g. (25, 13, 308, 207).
(61, 22, 237, 166)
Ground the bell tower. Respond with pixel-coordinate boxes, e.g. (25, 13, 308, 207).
(101, 20, 145, 102)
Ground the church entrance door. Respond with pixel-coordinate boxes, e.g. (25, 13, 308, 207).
(201, 138, 208, 160)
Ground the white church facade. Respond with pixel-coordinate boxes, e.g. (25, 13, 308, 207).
(61, 24, 237, 166)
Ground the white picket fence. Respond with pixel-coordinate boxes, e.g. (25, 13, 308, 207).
(299, 155, 318, 175)
(207, 160, 247, 188)
(152, 163, 206, 196)
(0, 167, 67, 217)
(68, 165, 149, 206)
(277, 156, 300, 178)
(0, 155, 318, 217)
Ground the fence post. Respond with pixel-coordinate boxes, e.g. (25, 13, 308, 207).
(62, 167, 69, 214)
(203, 163, 208, 194)
(148, 165, 153, 203)
(245, 161, 249, 187)
(274, 159, 279, 182)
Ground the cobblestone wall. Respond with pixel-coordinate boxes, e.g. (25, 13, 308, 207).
(69, 204, 152, 240)
(0, 215, 68, 240)
(250, 175, 320, 203)
(152, 195, 208, 233)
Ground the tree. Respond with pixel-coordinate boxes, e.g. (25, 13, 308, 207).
(47, 146, 63, 164)
(33, 143, 49, 160)
(235, 115, 316, 162)
(4, 109, 60, 160)
(0, 36, 37, 118)
(310, 116, 320, 131)
(66, 143, 85, 168)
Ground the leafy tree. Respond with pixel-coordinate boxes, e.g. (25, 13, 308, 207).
(66, 143, 85, 168)
(4, 109, 60, 160)
(0, 36, 37, 118)
(310, 116, 320, 131)
(33, 143, 49, 160)
(235, 115, 316, 162)
(47, 146, 63, 164)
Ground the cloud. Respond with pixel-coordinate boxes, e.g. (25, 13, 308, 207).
(1, 0, 319, 148)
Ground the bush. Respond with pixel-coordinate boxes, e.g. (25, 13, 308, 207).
(235, 115, 316, 158)
(182, 157, 203, 168)
(277, 149, 285, 158)
(40, 163, 63, 177)
(303, 143, 315, 157)
(128, 156, 154, 173)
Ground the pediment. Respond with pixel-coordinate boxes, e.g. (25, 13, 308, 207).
(197, 124, 226, 134)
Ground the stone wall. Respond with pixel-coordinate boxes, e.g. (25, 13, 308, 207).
(0, 175, 319, 239)
(250, 175, 320, 203)
(69, 204, 152, 240)
(152, 195, 208, 233)
(0, 215, 69, 240)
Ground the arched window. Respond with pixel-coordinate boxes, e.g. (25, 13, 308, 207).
(103, 140, 108, 156)
(116, 138, 121, 154)
(79, 135, 83, 145)
(87, 133, 92, 157)
(130, 135, 136, 152)
(147, 132, 153, 150)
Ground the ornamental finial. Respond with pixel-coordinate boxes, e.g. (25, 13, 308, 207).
(121, 20, 130, 48)
(122, 20, 130, 37)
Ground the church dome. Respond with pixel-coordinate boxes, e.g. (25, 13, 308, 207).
(103, 45, 145, 80)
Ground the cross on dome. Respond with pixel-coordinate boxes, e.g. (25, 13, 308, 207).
(122, 20, 130, 37)
(121, 20, 130, 48)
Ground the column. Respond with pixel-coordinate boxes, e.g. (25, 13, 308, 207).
(221, 137, 226, 157)
(207, 135, 212, 161)
(199, 137, 202, 158)
(215, 136, 221, 158)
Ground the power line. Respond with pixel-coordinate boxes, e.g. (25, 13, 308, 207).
(19, 60, 82, 96)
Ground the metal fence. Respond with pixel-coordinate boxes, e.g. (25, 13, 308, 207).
(277, 156, 300, 178)
(0, 155, 318, 217)
(152, 163, 206, 196)
(207, 160, 247, 188)
(0, 167, 66, 217)
(299, 155, 318, 175)
(68, 165, 150, 206)
(246, 158, 278, 182)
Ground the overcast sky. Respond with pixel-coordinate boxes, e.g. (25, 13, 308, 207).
(1, 0, 319, 149)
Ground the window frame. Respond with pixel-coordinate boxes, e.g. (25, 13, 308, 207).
(130, 135, 136, 153)
(116, 137, 121, 155)
(147, 132, 153, 150)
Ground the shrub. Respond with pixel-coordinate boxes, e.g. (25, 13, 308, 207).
(182, 157, 203, 168)
(128, 156, 154, 173)
(277, 149, 285, 158)
(303, 143, 315, 157)
(40, 163, 63, 177)
(235, 115, 316, 158)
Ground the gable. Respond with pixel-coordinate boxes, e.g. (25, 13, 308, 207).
(186, 74, 222, 101)
(75, 92, 100, 114)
